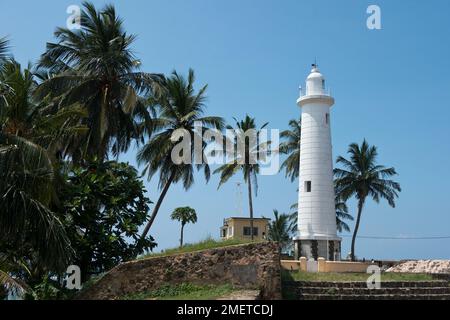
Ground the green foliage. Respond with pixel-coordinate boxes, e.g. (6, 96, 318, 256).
(0, 36, 9, 62)
(137, 69, 223, 188)
(335, 196, 353, 233)
(0, 3, 163, 298)
(214, 115, 269, 193)
(280, 118, 301, 182)
(141, 237, 252, 259)
(19, 275, 79, 300)
(27, 277, 61, 300)
(171, 207, 198, 225)
(0, 133, 72, 270)
(0, 60, 37, 136)
(137, 69, 223, 239)
(0, 57, 76, 297)
(171, 206, 198, 247)
(0, 59, 89, 158)
(284, 270, 433, 282)
(123, 283, 235, 300)
(266, 210, 296, 253)
(0, 260, 29, 298)
(0, 36, 10, 101)
(334, 139, 401, 260)
(59, 160, 155, 279)
(0, 36, 11, 107)
(36, 2, 164, 161)
(334, 139, 401, 206)
(214, 115, 269, 240)
(0, 2, 406, 301)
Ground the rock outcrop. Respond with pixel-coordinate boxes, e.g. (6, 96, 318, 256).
(77, 241, 281, 300)
(386, 260, 450, 274)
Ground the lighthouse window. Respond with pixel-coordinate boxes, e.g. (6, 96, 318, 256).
(325, 113, 329, 125)
(305, 181, 312, 192)
(322, 79, 325, 89)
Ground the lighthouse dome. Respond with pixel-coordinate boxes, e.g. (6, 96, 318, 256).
(305, 65, 326, 95)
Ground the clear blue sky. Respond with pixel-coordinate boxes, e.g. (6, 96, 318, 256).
(2, 0, 450, 259)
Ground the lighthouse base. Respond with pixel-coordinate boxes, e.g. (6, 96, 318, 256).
(293, 238, 341, 261)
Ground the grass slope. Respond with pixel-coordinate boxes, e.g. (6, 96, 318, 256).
(140, 238, 257, 259)
(283, 270, 434, 282)
(122, 283, 236, 300)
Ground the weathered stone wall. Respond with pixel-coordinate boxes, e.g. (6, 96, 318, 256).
(77, 242, 281, 300)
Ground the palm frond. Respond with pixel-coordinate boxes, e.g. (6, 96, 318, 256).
(0, 133, 72, 270)
(0, 268, 28, 297)
(0, 36, 10, 62)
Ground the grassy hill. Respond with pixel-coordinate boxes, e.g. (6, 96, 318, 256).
(139, 238, 260, 259)
(282, 270, 434, 282)
(122, 283, 236, 300)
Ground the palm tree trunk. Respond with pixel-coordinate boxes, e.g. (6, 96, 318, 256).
(247, 175, 254, 241)
(350, 198, 365, 261)
(140, 171, 176, 241)
(180, 223, 185, 248)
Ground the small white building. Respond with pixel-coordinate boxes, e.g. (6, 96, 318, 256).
(294, 64, 341, 261)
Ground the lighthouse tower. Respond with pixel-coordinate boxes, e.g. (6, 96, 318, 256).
(294, 64, 341, 261)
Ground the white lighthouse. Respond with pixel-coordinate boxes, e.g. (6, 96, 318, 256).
(294, 64, 341, 261)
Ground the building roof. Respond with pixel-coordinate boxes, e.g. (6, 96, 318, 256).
(225, 217, 270, 221)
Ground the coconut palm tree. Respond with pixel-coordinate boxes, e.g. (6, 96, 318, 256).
(0, 60, 37, 137)
(335, 197, 353, 233)
(0, 256, 30, 298)
(170, 207, 197, 248)
(334, 139, 401, 261)
(0, 133, 72, 269)
(137, 69, 223, 241)
(266, 210, 296, 253)
(0, 60, 87, 159)
(214, 115, 269, 241)
(0, 37, 8, 62)
(0, 61, 80, 257)
(0, 131, 77, 297)
(0, 61, 81, 296)
(280, 118, 301, 182)
(0, 36, 12, 104)
(35, 2, 163, 162)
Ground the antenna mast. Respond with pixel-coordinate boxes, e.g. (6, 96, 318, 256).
(236, 182, 243, 216)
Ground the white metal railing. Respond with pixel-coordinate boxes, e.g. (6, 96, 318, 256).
(299, 87, 332, 97)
